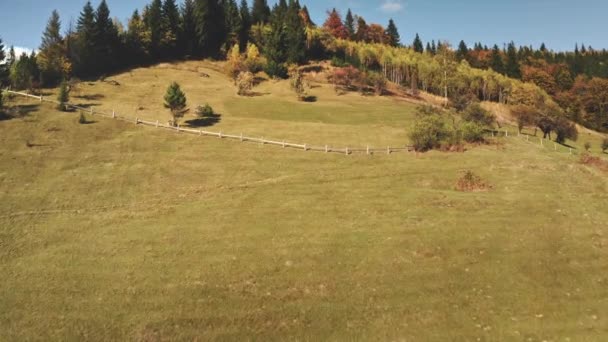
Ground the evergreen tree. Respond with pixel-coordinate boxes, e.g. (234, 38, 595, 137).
(344, 9, 355, 40)
(10, 52, 39, 90)
(425, 42, 432, 54)
(300, 6, 314, 27)
(38, 10, 67, 85)
(272, 0, 288, 21)
(94, 0, 120, 74)
(162, 0, 181, 57)
(505, 41, 520, 79)
(75, 1, 96, 76)
(284, 0, 305, 64)
(57, 80, 70, 111)
(431, 40, 437, 55)
(194, 0, 227, 58)
(238, 0, 251, 52)
(489, 44, 504, 74)
(385, 19, 400, 47)
(264, 4, 288, 77)
(164, 82, 187, 126)
(224, 0, 242, 47)
(147, 0, 163, 57)
(456, 40, 468, 61)
(412, 33, 423, 53)
(354, 16, 368, 42)
(251, 0, 270, 24)
(126, 10, 150, 65)
(180, 0, 197, 56)
(0, 38, 7, 87)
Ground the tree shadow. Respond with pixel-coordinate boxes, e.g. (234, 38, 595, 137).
(253, 77, 267, 86)
(185, 113, 222, 127)
(71, 102, 101, 109)
(2, 104, 41, 120)
(75, 94, 105, 101)
(301, 95, 317, 103)
(242, 92, 270, 97)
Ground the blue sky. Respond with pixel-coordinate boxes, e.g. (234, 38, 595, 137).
(1, 0, 607, 53)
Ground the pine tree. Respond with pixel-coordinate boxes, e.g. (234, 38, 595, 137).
(162, 0, 181, 57)
(456, 40, 468, 61)
(75, 1, 96, 76)
(284, 0, 305, 64)
(264, 5, 288, 78)
(126, 10, 150, 65)
(344, 9, 355, 40)
(94, 0, 119, 74)
(164, 82, 187, 126)
(489, 44, 504, 74)
(238, 0, 251, 52)
(385, 19, 400, 47)
(355, 16, 368, 42)
(194, 0, 227, 58)
(180, 0, 197, 56)
(224, 0, 242, 47)
(505, 41, 520, 79)
(147, 0, 163, 57)
(431, 40, 437, 55)
(251, 0, 270, 24)
(38, 10, 68, 85)
(425, 42, 432, 54)
(412, 33, 423, 53)
(0, 38, 7, 87)
(57, 80, 70, 111)
(300, 6, 314, 27)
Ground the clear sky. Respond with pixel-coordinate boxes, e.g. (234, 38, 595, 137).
(1, 0, 607, 54)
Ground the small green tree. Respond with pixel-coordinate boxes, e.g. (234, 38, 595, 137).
(460, 121, 485, 143)
(409, 114, 450, 151)
(163, 82, 187, 126)
(195, 104, 214, 117)
(602, 138, 608, 153)
(289, 66, 308, 101)
(584, 142, 591, 152)
(57, 80, 69, 111)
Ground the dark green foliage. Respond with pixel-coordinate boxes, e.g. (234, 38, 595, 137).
(224, 0, 242, 47)
(196, 103, 214, 117)
(554, 117, 578, 144)
(412, 33, 423, 53)
(180, 0, 197, 56)
(0, 38, 6, 86)
(162, 0, 181, 57)
(385, 19, 400, 47)
(344, 9, 355, 40)
(489, 44, 504, 74)
(263, 6, 288, 78)
(194, 0, 227, 58)
(284, 0, 306, 64)
(147, 0, 163, 57)
(505, 41, 520, 78)
(94, 0, 120, 74)
(57, 80, 70, 111)
(10, 53, 39, 90)
(75, 1, 96, 76)
(164, 82, 188, 125)
(462, 103, 495, 127)
(456, 40, 468, 61)
(238, 0, 251, 52)
(251, 0, 271, 24)
(126, 10, 149, 66)
(39, 10, 65, 85)
(355, 17, 367, 42)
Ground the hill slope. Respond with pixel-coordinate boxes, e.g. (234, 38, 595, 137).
(1, 63, 608, 340)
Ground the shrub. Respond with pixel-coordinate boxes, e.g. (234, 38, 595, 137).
(409, 114, 450, 151)
(511, 105, 538, 133)
(196, 104, 214, 118)
(602, 138, 608, 153)
(450, 91, 478, 112)
(554, 117, 578, 144)
(364, 72, 387, 95)
(329, 66, 361, 93)
(330, 56, 349, 67)
(245, 43, 265, 73)
(289, 66, 309, 101)
(236, 71, 254, 96)
(57, 80, 69, 111)
(462, 103, 495, 127)
(460, 121, 486, 143)
(455, 170, 491, 192)
(584, 142, 591, 151)
(163, 82, 187, 126)
(264, 61, 287, 79)
(78, 112, 87, 124)
(225, 45, 245, 83)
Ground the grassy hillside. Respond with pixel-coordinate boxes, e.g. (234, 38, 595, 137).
(1, 62, 608, 340)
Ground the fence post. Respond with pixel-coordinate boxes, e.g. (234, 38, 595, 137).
(199, 130, 202, 136)
(304, 144, 307, 151)
(219, 131, 222, 139)
(325, 145, 328, 153)
(156, 120, 159, 128)
(345, 147, 349, 155)
(40, 95, 43, 103)
(554, 143, 557, 151)
(112, 110, 116, 118)
(240, 133, 243, 142)
(367, 146, 370, 155)
(505, 130, 508, 137)
(177, 124, 180, 132)
(135, 117, 139, 124)
(541, 138, 543, 146)
(492, 131, 494, 138)
(90, 107, 93, 115)
(282, 141, 285, 148)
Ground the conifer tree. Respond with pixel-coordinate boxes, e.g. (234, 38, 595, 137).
(385, 19, 400, 47)
(238, 0, 251, 52)
(354, 16, 368, 42)
(489, 44, 504, 74)
(126, 10, 150, 65)
(0, 38, 7, 87)
(456, 40, 468, 61)
(431, 40, 437, 55)
(194, 0, 227, 58)
(264, 5, 288, 77)
(57, 80, 70, 111)
(94, 0, 119, 74)
(284, 0, 305, 64)
(147, 0, 163, 57)
(505, 41, 520, 79)
(300, 6, 314, 27)
(224, 0, 242, 47)
(344, 9, 355, 40)
(251, 0, 270, 24)
(164, 82, 187, 126)
(412, 33, 424, 53)
(180, 0, 197, 56)
(38, 10, 68, 85)
(75, 1, 96, 76)
(162, 0, 180, 57)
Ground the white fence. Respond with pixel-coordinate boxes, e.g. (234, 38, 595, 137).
(2, 89, 581, 157)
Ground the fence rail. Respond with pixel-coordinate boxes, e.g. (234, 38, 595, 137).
(2, 89, 582, 157)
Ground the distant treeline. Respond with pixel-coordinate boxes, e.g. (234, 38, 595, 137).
(0, 0, 606, 131)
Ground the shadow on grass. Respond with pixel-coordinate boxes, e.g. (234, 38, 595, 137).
(75, 94, 105, 101)
(301, 95, 317, 103)
(71, 103, 101, 109)
(243, 92, 271, 97)
(185, 113, 222, 128)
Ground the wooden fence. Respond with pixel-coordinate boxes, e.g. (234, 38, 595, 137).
(2, 89, 581, 157)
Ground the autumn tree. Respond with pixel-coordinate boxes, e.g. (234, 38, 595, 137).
(323, 9, 348, 39)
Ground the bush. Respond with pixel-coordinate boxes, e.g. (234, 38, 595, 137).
(364, 72, 387, 95)
(330, 56, 349, 67)
(329, 66, 361, 93)
(584, 142, 591, 151)
(511, 105, 538, 133)
(554, 117, 578, 144)
(245, 43, 265, 73)
(57, 80, 70, 111)
(163, 82, 187, 126)
(289, 67, 309, 101)
(602, 138, 608, 153)
(450, 91, 478, 112)
(462, 103, 495, 127)
(236, 71, 254, 96)
(460, 121, 486, 143)
(196, 104, 214, 118)
(409, 114, 450, 151)
(78, 112, 87, 124)
(455, 170, 491, 192)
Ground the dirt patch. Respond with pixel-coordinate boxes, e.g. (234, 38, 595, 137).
(580, 154, 608, 172)
(455, 170, 492, 192)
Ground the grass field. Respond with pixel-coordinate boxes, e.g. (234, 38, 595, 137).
(1, 62, 608, 340)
